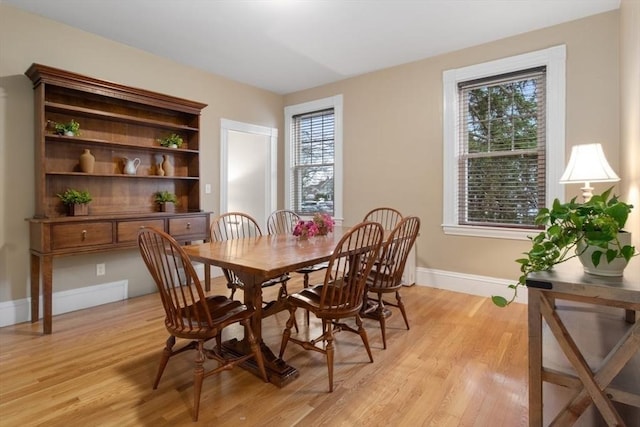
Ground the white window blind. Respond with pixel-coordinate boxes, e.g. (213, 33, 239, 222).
(458, 67, 546, 229)
(291, 108, 335, 216)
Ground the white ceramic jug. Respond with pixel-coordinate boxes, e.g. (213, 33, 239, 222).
(123, 157, 141, 175)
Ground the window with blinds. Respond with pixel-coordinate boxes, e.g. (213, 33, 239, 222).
(291, 108, 335, 216)
(458, 67, 546, 229)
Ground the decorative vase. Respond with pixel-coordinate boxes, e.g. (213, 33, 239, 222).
(162, 155, 174, 177)
(577, 232, 632, 276)
(79, 149, 95, 173)
(155, 154, 164, 176)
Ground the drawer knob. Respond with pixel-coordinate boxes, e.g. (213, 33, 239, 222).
(186, 222, 191, 229)
(81, 230, 87, 240)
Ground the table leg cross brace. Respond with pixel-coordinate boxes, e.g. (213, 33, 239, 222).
(539, 295, 639, 426)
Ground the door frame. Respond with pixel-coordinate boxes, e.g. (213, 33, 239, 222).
(219, 118, 278, 226)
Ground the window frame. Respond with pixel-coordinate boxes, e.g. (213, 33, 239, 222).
(442, 45, 566, 240)
(284, 95, 343, 223)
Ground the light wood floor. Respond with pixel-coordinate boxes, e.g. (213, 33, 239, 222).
(0, 275, 529, 426)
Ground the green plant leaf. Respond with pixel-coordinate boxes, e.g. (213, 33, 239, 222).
(605, 203, 630, 228)
(494, 186, 637, 309)
(621, 245, 635, 261)
(491, 296, 508, 307)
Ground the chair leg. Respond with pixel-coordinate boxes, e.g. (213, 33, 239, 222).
(192, 341, 205, 422)
(376, 294, 388, 350)
(303, 273, 310, 326)
(355, 314, 374, 363)
(279, 282, 289, 299)
(325, 320, 335, 392)
(279, 307, 297, 358)
(278, 285, 298, 333)
(396, 290, 410, 330)
(216, 332, 222, 351)
(243, 319, 268, 382)
(153, 335, 176, 389)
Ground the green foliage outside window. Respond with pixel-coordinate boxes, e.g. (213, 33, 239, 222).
(461, 70, 545, 228)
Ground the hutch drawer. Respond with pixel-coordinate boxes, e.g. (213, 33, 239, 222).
(51, 222, 113, 250)
(117, 219, 165, 244)
(168, 215, 208, 238)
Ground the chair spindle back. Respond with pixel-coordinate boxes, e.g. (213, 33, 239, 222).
(318, 221, 384, 317)
(138, 227, 212, 333)
(267, 210, 300, 235)
(369, 216, 420, 291)
(363, 207, 403, 230)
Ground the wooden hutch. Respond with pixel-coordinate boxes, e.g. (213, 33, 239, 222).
(26, 64, 210, 334)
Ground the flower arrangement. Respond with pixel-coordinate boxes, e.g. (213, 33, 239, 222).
(313, 212, 334, 235)
(293, 213, 334, 238)
(293, 220, 318, 238)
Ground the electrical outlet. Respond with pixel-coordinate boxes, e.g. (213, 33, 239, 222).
(96, 263, 106, 276)
(205, 184, 211, 194)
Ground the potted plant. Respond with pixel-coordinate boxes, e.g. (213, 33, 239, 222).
(154, 191, 177, 212)
(57, 188, 92, 216)
(158, 133, 183, 148)
(492, 187, 636, 307)
(53, 119, 81, 136)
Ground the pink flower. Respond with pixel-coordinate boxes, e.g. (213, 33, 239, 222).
(293, 220, 319, 237)
(313, 213, 334, 233)
(292, 213, 334, 237)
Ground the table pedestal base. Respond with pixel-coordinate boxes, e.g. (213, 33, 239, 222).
(223, 338, 299, 387)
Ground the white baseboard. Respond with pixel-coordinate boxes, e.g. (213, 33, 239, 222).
(415, 267, 527, 304)
(0, 267, 523, 328)
(0, 280, 128, 328)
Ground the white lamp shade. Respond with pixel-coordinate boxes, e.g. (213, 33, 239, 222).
(559, 143, 620, 184)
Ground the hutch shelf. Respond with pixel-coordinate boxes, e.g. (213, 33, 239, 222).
(26, 63, 211, 334)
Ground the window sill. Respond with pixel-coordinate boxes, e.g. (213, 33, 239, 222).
(442, 224, 538, 241)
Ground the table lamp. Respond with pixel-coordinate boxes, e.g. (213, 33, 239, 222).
(559, 143, 620, 202)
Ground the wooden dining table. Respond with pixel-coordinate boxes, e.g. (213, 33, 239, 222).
(183, 227, 352, 386)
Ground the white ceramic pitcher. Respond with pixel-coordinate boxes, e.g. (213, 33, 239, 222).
(122, 157, 141, 175)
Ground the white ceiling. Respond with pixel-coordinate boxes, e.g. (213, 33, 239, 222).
(6, 0, 620, 94)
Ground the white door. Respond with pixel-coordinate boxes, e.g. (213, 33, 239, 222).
(220, 119, 277, 230)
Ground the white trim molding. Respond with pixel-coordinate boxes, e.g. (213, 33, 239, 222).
(220, 118, 278, 221)
(442, 45, 566, 240)
(284, 94, 344, 223)
(0, 280, 128, 328)
(415, 267, 528, 305)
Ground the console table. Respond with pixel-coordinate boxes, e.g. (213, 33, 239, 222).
(30, 212, 210, 334)
(526, 260, 639, 426)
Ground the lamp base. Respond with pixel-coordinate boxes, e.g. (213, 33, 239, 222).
(580, 182, 594, 202)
